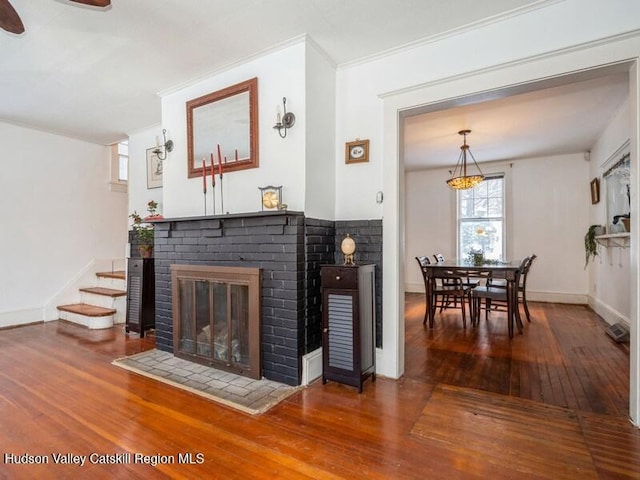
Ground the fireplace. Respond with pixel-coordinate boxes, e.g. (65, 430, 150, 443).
(149, 211, 381, 386)
(170, 264, 261, 379)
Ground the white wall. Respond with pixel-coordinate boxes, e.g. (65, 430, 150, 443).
(304, 41, 336, 220)
(405, 154, 590, 303)
(128, 125, 164, 218)
(160, 41, 307, 218)
(405, 167, 456, 290)
(589, 98, 631, 325)
(511, 154, 590, 302)
(335, 0, 640, 221)
(0, 122, 128, 327)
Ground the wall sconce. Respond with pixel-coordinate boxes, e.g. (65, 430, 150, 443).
(273, 97, 295, 138)
(153, 128, 174, 160)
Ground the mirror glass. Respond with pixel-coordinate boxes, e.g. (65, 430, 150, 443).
(187, 78, 258, 177)
(604, 153, 630, 233)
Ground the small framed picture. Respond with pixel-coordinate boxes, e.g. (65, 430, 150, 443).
(590, 177, 600, 204)
(345, 139, 369, 164)
(147, 148, 163, 189)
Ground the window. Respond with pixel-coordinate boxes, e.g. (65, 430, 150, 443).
(109, 140, 128, 193)
(457, 174, 505, 260)
(117, 141, 128, 182)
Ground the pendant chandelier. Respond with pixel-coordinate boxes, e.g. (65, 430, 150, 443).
(446, 129, 484, 190)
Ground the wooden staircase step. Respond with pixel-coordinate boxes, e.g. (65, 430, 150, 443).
(96, 270, 125, 280)
(79, 287, 126, 298)
(57, 304, 116, 317)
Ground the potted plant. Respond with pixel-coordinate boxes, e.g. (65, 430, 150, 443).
(584, 224, 602, 268)
(130, 200, 161, 258)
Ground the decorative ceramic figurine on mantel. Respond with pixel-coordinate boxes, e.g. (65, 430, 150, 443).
(259, 185, 284, 211)
(341, 234, 356, 265)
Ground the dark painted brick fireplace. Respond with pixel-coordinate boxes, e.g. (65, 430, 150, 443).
(142, 211, 381, 387)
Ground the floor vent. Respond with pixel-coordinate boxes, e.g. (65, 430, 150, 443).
(605, 322, 629, 343)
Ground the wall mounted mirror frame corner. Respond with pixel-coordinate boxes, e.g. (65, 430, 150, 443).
(187, 77, 259, 178)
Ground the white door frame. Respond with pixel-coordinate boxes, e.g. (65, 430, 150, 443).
(380, 34, 640, 425)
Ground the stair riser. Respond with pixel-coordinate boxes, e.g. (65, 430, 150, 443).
(113, 297, 126, 324)
(78, 294, 126, 324)
(58, 310, 114, 329)
(80, 292, 121, 308)
(96, 277, 126, 290)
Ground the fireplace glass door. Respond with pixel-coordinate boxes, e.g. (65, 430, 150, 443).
(172, 265, 261, 379)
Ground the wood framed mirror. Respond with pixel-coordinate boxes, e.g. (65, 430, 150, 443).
(187, 77, 258, 178)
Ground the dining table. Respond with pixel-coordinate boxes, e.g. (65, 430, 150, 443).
(421, 259, 524, 338)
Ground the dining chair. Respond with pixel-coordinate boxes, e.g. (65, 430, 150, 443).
(430, 253, 463, 311)
(487, 254, 537, 322)
(519, 254, 537, 322)
(469, 256, 530, 336)
(416, 256, 470, 327)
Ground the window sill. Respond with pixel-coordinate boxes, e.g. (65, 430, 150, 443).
(109, 181, 128, 193)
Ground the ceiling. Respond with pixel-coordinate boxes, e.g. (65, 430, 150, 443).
(1, 0, 629, 166)
(403, 72, 630, 171)
(1, 0, 544, 145)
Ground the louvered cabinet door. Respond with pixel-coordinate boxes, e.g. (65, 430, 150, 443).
(321, 265, 375, 393)
(326, 291, 358, 372)
(126, 258, 155, 337)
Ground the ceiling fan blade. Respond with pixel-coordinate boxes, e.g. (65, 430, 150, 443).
(0, 0, 25, 34)
(69, 0, 111, 7)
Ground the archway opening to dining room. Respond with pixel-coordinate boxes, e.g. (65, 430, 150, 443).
(389, 60, 638, 424)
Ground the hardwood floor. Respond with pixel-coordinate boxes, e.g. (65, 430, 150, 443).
(0, 298, 637, 479)
(404, 294, 630, 416)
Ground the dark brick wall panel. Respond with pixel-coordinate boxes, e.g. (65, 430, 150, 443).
(151, 213, 304, 387)
(335, 220, 383, 347)
(304, 218, 335, 354)
(140, 212, 382, 386)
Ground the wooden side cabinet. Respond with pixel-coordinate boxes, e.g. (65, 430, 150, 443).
(320, 264, 376, 393)
(126, 258, 155, 337)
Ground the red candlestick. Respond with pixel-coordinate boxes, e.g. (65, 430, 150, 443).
(210, 153, 215, 187)
(235, 149, 238, 162)
(217, 144, 222, 165)
(202, 158, 207, 193)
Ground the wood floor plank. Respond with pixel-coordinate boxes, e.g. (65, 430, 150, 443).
(0, 297, 635, 478)
(411, 384, 599, 479)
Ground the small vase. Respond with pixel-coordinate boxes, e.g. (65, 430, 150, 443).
(139, 246, 153, 258)
(621, 218, 630, 232)
(473, 252, 484, 266)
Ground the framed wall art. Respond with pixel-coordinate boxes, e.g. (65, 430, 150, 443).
(590, 177, 600, 205)
(345, 139, 369, 164)
(146, 147, 163, 189)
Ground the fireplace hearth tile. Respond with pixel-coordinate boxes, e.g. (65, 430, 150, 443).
(112, 349, 298, 415)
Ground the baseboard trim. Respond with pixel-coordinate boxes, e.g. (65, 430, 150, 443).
(527, 290, 587, 305)
(0, 307, 43, 328)
(588, 296, 630, 327)
(405, 282, 424, 294)
(301, 347, 323, 386)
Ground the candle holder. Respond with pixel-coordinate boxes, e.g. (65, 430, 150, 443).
(273, 97, 295, 138)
